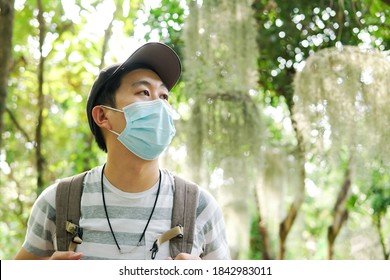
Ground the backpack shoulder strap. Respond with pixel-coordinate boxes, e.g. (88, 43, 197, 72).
(55, 171, 88, 251)
(169, 175, 200, 258)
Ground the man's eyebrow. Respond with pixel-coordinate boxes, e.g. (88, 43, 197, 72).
(131, 80, 168, 91)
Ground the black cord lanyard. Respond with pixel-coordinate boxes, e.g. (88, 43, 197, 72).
(101, 163, 162, 254)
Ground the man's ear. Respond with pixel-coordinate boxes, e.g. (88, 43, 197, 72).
(91, 106, 112, 130)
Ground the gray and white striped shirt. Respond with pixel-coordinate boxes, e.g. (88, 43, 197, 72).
(22, 166, 230, 260)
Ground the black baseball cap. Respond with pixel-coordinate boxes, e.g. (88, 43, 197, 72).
(86, 42, 182, 135)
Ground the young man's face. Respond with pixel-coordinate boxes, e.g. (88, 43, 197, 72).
(115, 68, 170, 109)
(108, 68, 171, 136)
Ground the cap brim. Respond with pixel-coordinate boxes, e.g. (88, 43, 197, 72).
(112, 42, 181, 91)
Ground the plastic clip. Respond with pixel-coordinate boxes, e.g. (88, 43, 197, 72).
(66, 221, 83, 244)
(176, 224, 183, 238)
(72, 226, 83, 244)
(150, 240, 158, 260)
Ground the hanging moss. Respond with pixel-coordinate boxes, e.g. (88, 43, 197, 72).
(293, 46, 390, 165)
(183, 0, 262, 173)
(182, 0, 263, 258)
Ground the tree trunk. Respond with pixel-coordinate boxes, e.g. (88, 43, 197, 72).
(327, 166, 351, 259)
(255, 188, 274, 259)
(35, 0, 46, 194)
(278, 76, 306, 260)
(0, 0, 15, 150)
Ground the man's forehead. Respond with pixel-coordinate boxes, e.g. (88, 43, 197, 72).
(121, 68, 168, 89)
(131, 80, 168, 90)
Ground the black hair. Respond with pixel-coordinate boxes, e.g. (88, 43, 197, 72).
(91, 64, 153, 152)
(92, 77, 121, 152)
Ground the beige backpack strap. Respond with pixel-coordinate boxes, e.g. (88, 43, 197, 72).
(55, 172, 87, 251)
(151, 225, 184, 259)
(169, 175, 199, 258)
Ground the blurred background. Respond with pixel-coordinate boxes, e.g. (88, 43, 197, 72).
(1, 0, 390, 260)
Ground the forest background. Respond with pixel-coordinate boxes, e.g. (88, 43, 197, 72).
(1, 0, 390, 260)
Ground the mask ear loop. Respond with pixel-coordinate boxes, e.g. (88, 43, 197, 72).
(108, 129, 120, 136)
(99, 105, 122, 136)
(100, 104, 123, 113)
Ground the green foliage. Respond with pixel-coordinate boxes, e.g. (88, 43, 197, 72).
(252, 0, 390, 105)
(2, 0, 390, 260)
(0, 0, 139, 259)
(144, 0, 185, 48)
(248, 212, 263, 260)
(347, 161, 390, 259)
(368, 167, 390, 217)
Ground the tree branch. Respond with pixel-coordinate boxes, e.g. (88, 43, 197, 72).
(5, 107, 32, 143)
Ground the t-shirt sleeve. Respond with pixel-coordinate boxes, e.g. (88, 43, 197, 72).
(22, 183, 58, 257)
(195, 189, 231, 260)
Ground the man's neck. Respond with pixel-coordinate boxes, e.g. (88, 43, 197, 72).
(104, 150, 160, 193)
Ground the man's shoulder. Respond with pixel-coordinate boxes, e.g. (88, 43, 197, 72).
(52, 166, 102, 199)
(55, 166, 102, 185)
(81, 165, 103, 184)
(166, 171, 220, 212)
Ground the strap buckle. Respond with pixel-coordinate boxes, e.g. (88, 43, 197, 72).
(150, 225, 184, 259)
(65, 221, 83, 244)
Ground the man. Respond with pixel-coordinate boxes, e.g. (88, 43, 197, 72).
(15, 42, 230, 260)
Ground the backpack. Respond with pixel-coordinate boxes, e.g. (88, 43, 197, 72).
(55, 171, 199, 259)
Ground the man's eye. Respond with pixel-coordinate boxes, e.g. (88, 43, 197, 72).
(142, 90, 150, 96)
(160, 93, 169, 100)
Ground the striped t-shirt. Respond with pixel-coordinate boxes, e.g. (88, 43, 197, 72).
(22, 166, 230, 260)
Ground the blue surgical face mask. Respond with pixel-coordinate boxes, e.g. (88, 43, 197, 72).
(102, 99, 176, 160)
